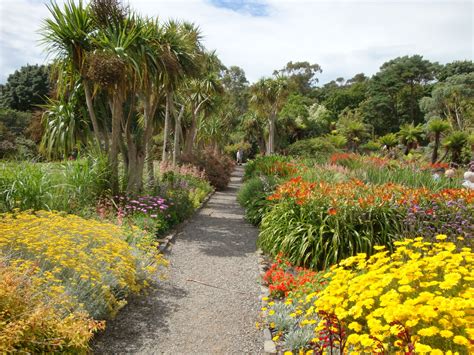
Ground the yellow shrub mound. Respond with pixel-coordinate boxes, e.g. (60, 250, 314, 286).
(0, 211, 166, 352)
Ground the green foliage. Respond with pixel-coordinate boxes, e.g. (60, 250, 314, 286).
(243, 155, 292, 180)
(321, 76, 369, 117)
(0, 154, 110, 213)
(378, 133, 398, 149)
(425, 118, 451, 163)
(0, 109, 37, 160)
(286, 137, 338, 158)
(397, 123, 424, 154)
(237, 176, 278, 225)
(0, 64, 50, 111)
(224, 141, 252, 159)
(360, 140, 381, 152)
(154, 170, 212, 229)
(437, 60, 474, 81)
(420, 73, 474, 130)
(306, 103, 333, 136)
(361, 55, 439, 134)
(336, 108, 370, 151)
(258, 198, 402, 270)
(40, 85, 90, 159)
(274, 61, 321, 95)
(442, 131, 469, 164)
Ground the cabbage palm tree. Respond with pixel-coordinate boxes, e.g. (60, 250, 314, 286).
(182, 52, 223, 156)
(426, 118, 451, 163)
(160, 20, 201, 164)
(250, 76, 288, 154)
(90, 13, 143, 192)
(41, 0, 103, 148)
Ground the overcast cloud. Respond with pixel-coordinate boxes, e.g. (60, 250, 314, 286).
(0, 0, 472, 84)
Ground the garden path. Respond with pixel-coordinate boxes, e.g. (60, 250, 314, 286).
(93, 166, 262, 354)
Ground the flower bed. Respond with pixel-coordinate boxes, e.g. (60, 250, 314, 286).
(260, 176, 473, 269)
(0, 211, 166, 352)
(260, 237, 473, 354)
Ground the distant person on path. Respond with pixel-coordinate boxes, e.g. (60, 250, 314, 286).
(236, 148, 243, 165)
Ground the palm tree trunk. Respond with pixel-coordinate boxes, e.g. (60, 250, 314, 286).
(184, 109, 197, 156)
(162, 91, 171, 162)
(146, 144, 155, 188)
(110, 93, 124, 194)
(83, 80, 103, 149)
(432, 133, 440, 164)
(173, 104, 185, 166)
(268, 110, 276, 155)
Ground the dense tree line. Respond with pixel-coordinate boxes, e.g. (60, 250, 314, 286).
(1, 0, 473, 178)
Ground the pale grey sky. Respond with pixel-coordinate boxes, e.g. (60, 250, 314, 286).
(0, 0, 472, 84)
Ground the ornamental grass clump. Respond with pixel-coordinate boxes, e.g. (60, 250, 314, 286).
(0, 210, 167, 351)
(263, 237, 473, 354)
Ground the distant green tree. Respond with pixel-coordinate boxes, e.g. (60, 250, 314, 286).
(306, 103, 334, 136)
(0, 64, 50, 111)
(419, 73, 474, 131)
(0, 109, 33, 158)
(278, 93, 312, 142)
(437, 60, 474, 81)
(324, 79, 369, 116)
(274, 61, 321, 95)
(250, 76, 289, 154)
(361, 55, 439, 134)
(221, 65, 249, 115)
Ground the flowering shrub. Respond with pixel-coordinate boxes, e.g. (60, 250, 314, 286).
(261, 176, 473, 269)
(181, 148, 234, 190)
(0, 260, 104, 353)
(263, 253, 325, 298)
(158, 161, 206, 180)
(244, 155, 298, 180)
(262, 237, 473, 354)
(115, 195, 169, 234)
(0, 211, 166, 351)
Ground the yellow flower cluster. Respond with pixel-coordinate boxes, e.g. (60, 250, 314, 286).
(288, 236, 473, 353)
(0, 211, 167, 330)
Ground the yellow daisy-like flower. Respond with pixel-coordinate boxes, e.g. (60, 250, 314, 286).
(453, 335, 468, 345)
(439, 330, 453, 338)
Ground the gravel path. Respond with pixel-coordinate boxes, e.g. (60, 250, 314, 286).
(93, 166, 262, 354)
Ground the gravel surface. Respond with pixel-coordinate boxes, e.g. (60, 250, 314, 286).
(93, 166, 262, 354)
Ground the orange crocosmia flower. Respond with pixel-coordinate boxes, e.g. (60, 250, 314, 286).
(328, 207, 337, 215)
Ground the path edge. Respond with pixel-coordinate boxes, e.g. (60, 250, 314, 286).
(157, 190, 215, 253)
(257, 249, 278, 354)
